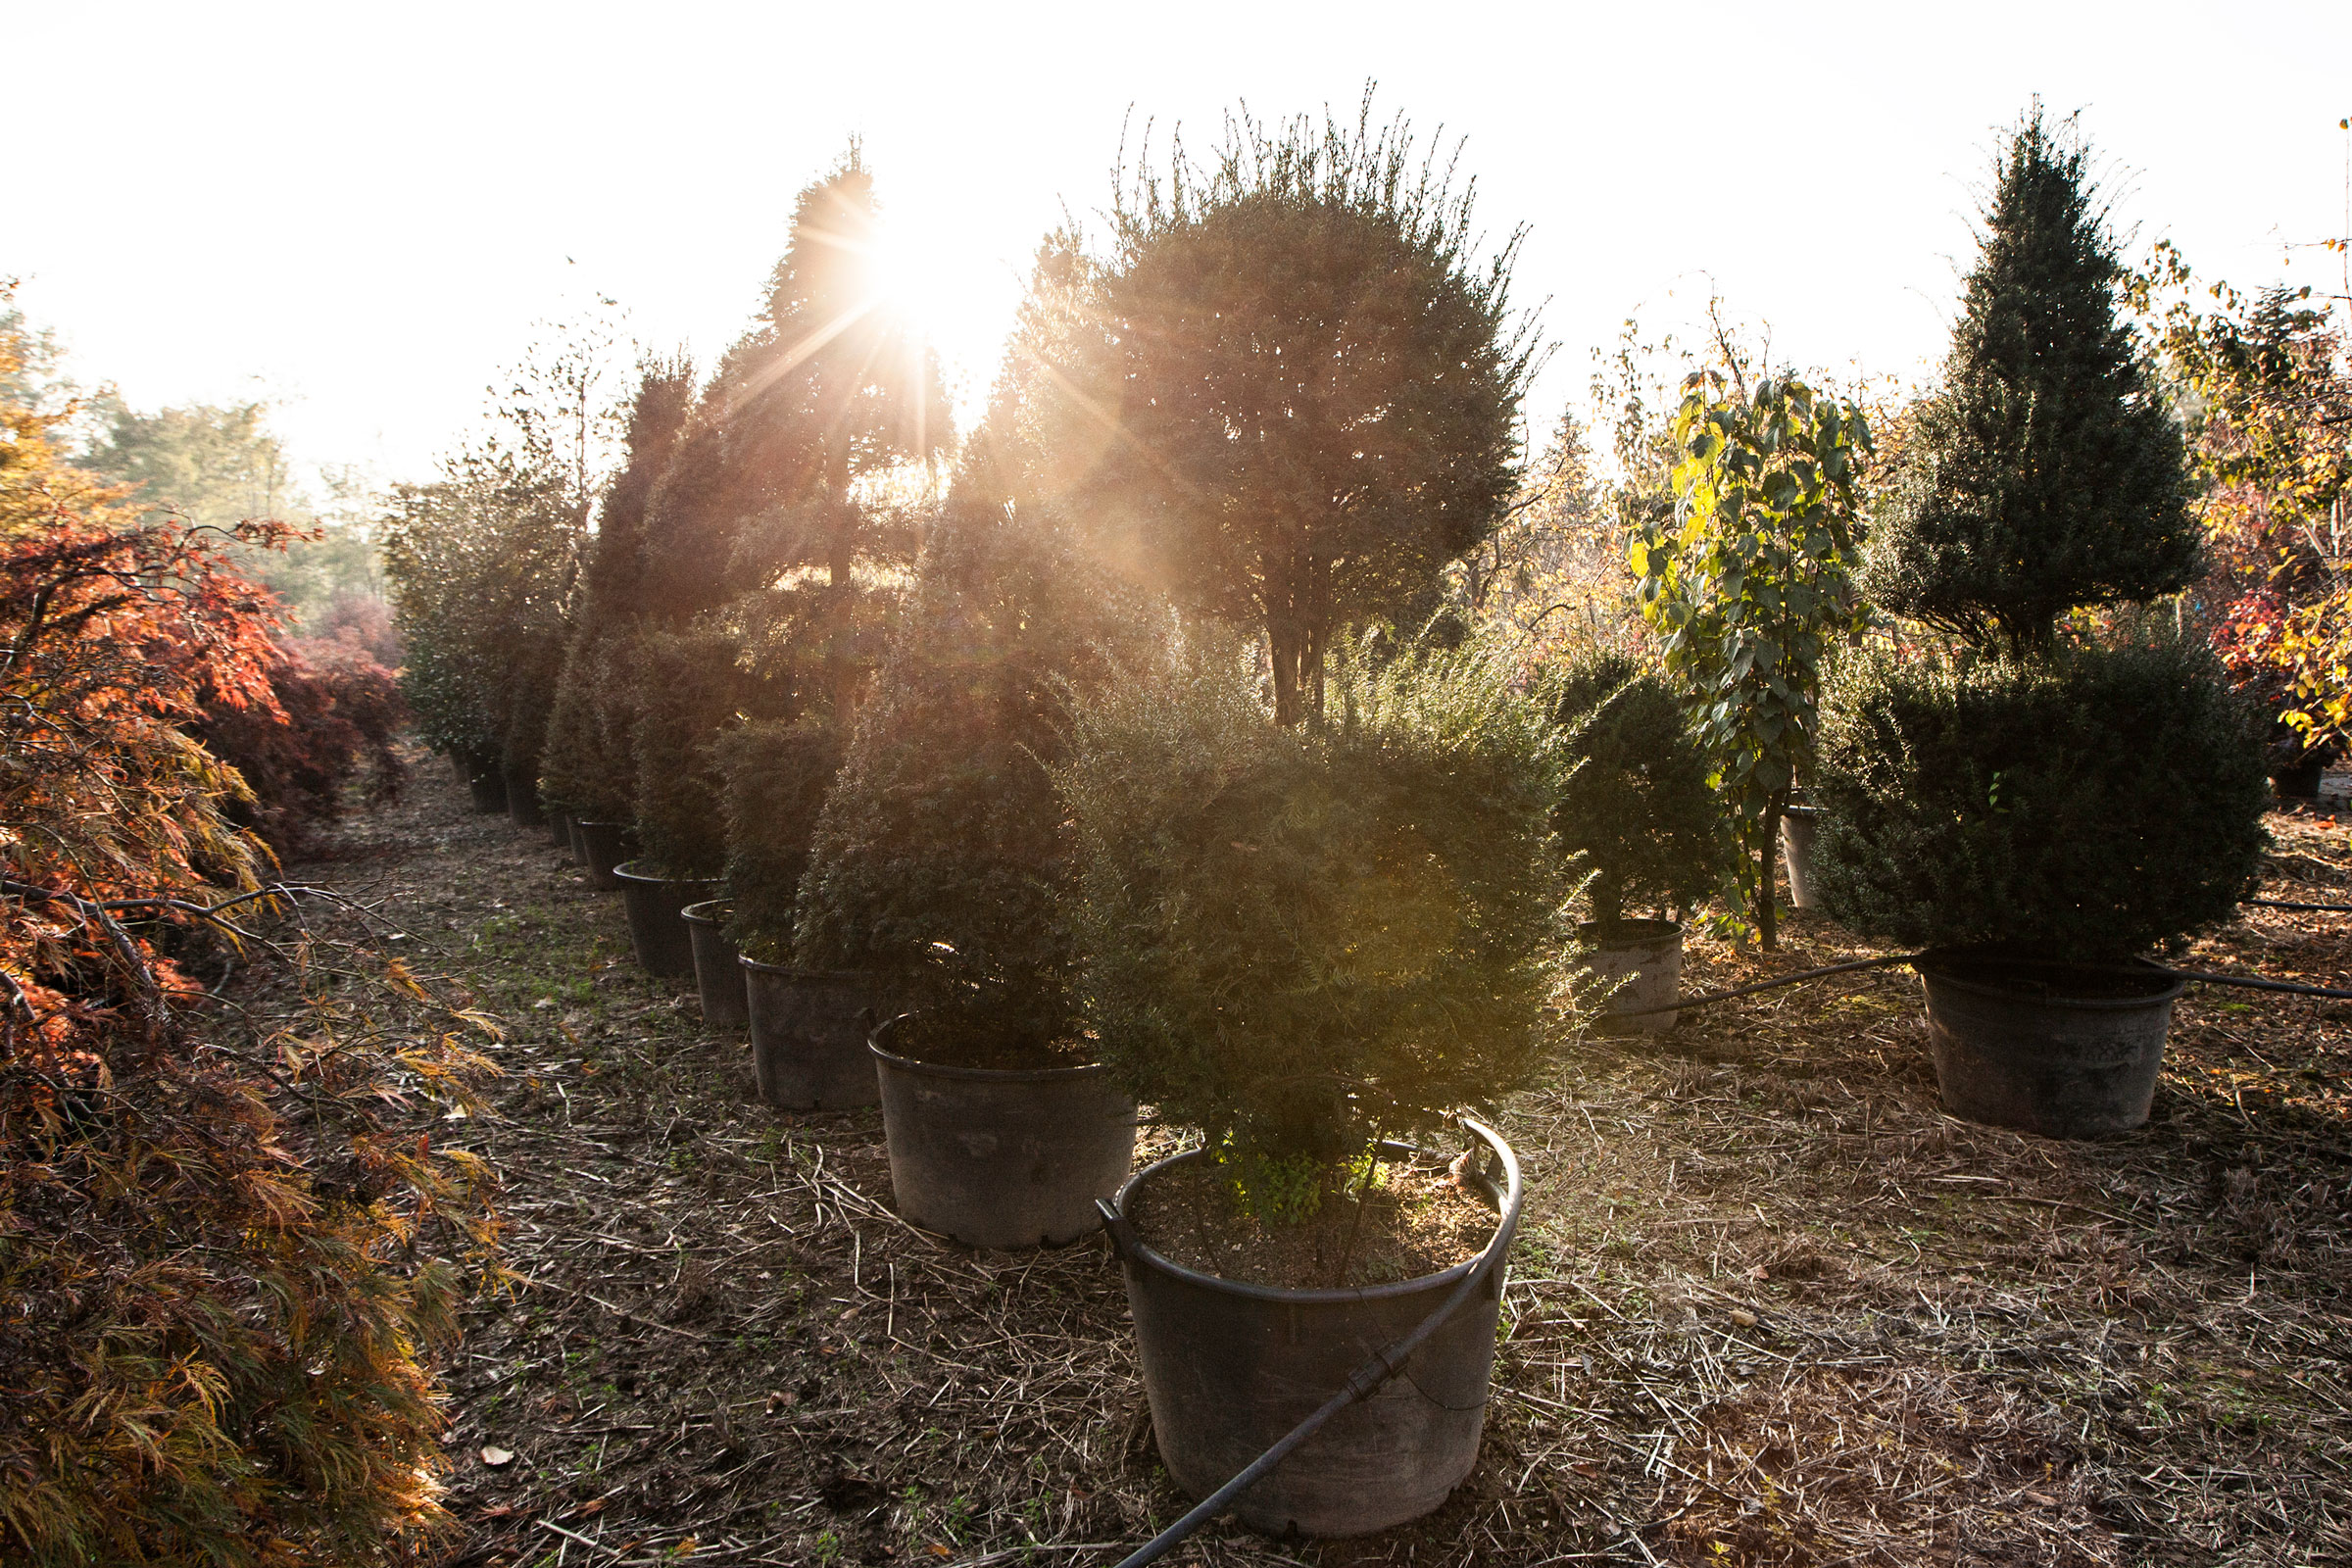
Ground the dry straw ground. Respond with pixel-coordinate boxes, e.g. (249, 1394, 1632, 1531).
(291, 762, 2352, 1567)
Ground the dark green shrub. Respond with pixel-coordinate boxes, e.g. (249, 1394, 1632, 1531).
(1539, 648, 1727, 932)
(1811, 635, 2268, 960)
(1861, 107, 2198, 654)
(715, 716, 844, 959)
(1055, 631, 1570, 1172)
(629, 623, 783, 877)
(789, 508, 1152, 1055)
(539, 626, 636, 821)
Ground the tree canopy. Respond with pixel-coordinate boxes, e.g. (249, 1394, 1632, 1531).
(1073, 97, 1539, 723)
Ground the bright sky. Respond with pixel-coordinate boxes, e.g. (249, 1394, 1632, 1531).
(6, 0, 2348, 493)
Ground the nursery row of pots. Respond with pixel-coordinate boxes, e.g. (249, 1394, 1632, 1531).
(477, 790, 1504, 1540)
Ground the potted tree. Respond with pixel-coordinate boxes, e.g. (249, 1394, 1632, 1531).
(613, 624, 771, 977)
(1815, 109, 2270, 1138)
(717, 715, 852, 1103)
(1058, 633, 1568, 1538)
(791, 506, 1146, 1247)
(1541, 648, 1727, 1032)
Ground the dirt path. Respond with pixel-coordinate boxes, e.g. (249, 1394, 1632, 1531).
(304, 766, 2352, 1567)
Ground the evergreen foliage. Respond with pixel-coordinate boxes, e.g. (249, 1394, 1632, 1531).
(1054, 629, 1571, 1170)
(1540, 648, 1726, 932)
(790, 504, 1154, 1054)
(715, 717, 845, 958)
(541, 356, 696, 820)
(1863, 108, 2199, 653)
(629, 623, 784, 877)
(1810, 636, 2268, 959)
(1073, 94, 1538, 723)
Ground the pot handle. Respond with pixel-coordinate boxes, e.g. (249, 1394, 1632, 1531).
(1095, 1199, 1140, 1262)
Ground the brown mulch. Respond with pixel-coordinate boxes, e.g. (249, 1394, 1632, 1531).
(288, 764, 2352, 1566)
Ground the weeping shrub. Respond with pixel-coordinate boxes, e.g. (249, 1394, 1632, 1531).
(1538, 647, 1726, 933)
(1811, 634, 2268, 960)
(789, 509, 1152, 1057)
(1055, 629, 1573, 1174)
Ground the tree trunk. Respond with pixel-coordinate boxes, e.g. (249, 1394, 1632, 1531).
(1269, 613, 1303, 728)
(825, 443, 854, 717)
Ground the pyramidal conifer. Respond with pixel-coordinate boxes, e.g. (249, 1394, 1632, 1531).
(1864, 106, 2198, 652)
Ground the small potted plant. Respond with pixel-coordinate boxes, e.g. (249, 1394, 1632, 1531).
(1817, 109, 2270, 1137)
(1541, 648, 1728, 1032)
(791, 508, 1145, 1246)
(1058, 631, 1570, 1538)
(717, 715, 855, 1103)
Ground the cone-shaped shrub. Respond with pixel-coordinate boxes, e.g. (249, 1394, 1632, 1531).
(788, 506, 1154, 1059)
(1539, 648, 1727, 933)
(715, 716, 844, 960)
(543, 356, 695, 821)
(629, 623, 784, 877)
(1861, 108, 2199, 653)
(1055, 629, 1571, 1173)
(1820, 109, 2266, 963)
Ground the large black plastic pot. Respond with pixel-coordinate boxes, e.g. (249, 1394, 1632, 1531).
(1780, 805, 1824, 909)
(466, 770, 509, 815)
(1917, 953, 2187, 1139)
(1102, 1122, 1522, 1539)
(869, 1014, 1136, 1249)
(576, 821, 629, 891)
(564, 815, 588, 867)
(1579, 918, 1682, 1035)
(681, 901, 749, 1034)
(612, 861, 718, 978)
(503, 766, 547, 829)
(742, 962, 896, 1109)
(546, 810, 572, 851)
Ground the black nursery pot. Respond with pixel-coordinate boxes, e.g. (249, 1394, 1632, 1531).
(680, 900, 749, 1034)
(1579, 918, 1683, 1035)
(466, 769, 509, 815)
(868, 1014, 1136, 1249)
(1917, 953, 2186, 1139)
(575, 821, 630, 891)
(612, 861, 719, 978)
(742, 962, 897, 1109)
(1101, 1121, 1523, 1540)
(546, 809, 572, 851)
(503, 766, 547, 829)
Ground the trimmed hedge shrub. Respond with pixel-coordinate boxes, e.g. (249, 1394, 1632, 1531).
(1540, 648, 1727, 933)
(629, 623, 784, 877)
(1811, 635, 2269, 960)
(715, 716, 844, 960)
(789, 509, 1152, 1055)
(1055, 630, 1571, 1170)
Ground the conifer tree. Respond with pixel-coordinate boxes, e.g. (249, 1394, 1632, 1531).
(1863, 107, 2199, 653)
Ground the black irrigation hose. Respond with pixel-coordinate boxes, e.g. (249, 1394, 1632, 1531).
(2244, 896, 2352, 914)
(1099, 1123, 1519, 1568)
(1609, 951, 2352, 1019)
(1610, 953, 1922, 1017)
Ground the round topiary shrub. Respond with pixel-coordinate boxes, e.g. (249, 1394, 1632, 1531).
(1055, 630, 1572, 1174)
(1811, 634, 2269, 960)
(1540, 647, 1727, 933)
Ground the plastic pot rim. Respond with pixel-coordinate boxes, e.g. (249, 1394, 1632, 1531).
(1915, 951, 2186, 1009)
(867, 1011, 1110, 1086)
(611, 859, 720, 891)
(679, 899, 731, 929)
(737, 956, 875, 983)
(1578, 916, 1683, 945)
(1105, 1120, 1522, 1308)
